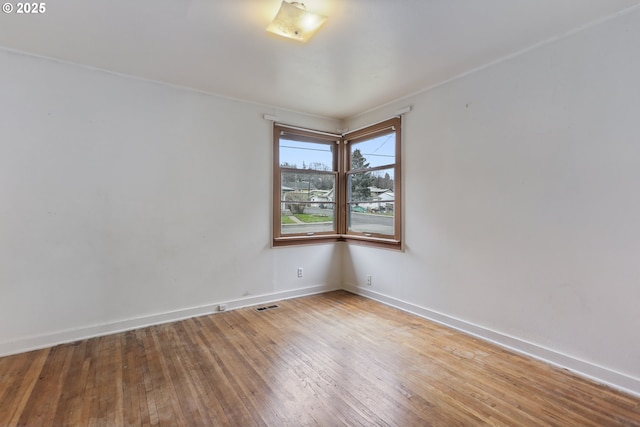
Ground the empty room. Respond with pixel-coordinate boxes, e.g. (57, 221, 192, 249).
(1, 0, 640, 425)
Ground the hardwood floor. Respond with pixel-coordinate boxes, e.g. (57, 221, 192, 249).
(1, 291, 638, 426)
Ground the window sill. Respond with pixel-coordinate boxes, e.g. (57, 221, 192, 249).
(273, 234, 402, 250)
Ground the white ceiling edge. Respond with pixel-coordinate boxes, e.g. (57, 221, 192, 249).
(0, 44, 342, 126)
(345, 2, 640, 124)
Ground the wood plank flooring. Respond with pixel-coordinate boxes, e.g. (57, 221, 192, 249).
(1, 291, 639, 426)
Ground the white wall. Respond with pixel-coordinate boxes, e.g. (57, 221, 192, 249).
(0, 49, 342, 355)
(344, 9, 640, 395)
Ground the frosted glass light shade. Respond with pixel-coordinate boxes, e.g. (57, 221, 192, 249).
(266, 1, 327, 43)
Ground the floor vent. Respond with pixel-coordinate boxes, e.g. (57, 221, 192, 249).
(256, 304, 279, 312)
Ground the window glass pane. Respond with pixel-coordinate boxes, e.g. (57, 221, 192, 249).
(280, 139, 334, 170)
(348, 168, 394, 203)
(280, 171, 336, 235)
(348, 202, 394, 235)
(347, 167, 395, 235)
(281, 171, 335, 195)
(281, 203, 335, 235)
(350, 132, 395, 170)
(348, 171, 372, 203)
(369, 167, 395, 193)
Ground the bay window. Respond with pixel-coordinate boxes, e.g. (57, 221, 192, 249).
(273, 118, 401, 249)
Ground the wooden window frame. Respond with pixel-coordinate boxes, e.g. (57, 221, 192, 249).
(273, 125, 342, 246)
(343, 118, 401, 249)
(273, 118, 402, 250)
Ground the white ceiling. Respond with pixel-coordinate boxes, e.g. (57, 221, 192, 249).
(1, 0, 639, 119)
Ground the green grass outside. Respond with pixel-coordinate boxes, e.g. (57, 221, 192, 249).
(281, 214, 333, 224)
(281, 216, 295, 224)
(294, 214, 333, 223)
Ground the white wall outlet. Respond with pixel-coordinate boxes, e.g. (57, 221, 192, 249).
(218, 304, 227, 312)
(297, 267, 304, 278)
(367, 275, 372, 286)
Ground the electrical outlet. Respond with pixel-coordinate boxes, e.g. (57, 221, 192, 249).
(367, 275, 372, 286)
(218, 304, 227, 312)
(297, 267, 304, 278)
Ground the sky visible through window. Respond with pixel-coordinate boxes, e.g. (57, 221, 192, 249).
(280, 133, 395, 178)
(279, 139, 333, 170)
(350, 133, 395, 171)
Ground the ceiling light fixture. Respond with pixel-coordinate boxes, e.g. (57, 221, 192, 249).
(266, 1, 327, 43)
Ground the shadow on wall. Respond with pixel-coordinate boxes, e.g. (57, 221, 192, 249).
(341, 242, 356, 289)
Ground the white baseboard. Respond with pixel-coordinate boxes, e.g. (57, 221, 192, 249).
(345, 284, 640, 398)
(0, 284, 339, 358)
(4, 282, 640, 399)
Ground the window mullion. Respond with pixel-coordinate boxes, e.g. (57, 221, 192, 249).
(337, 137, 347, 235)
